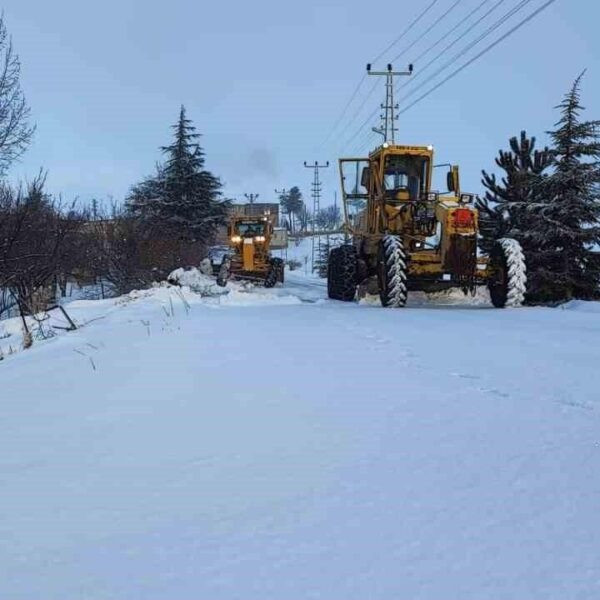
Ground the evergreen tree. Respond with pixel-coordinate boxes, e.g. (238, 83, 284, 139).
(476, 131, 552, 255)
(287, 186, 303, 217)
(127, 106, 227, 242)
(278, 190, 292, 233)
(530, 73, 600, 301)
(278, 186, 304, 234)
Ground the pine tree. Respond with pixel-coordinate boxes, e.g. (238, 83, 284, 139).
(477, 131, 552, 255)
(278, 187, 304, 235)
(278, 190, 293, 233)
(127, 106, 227, 242)
(529, 73, 600, 301)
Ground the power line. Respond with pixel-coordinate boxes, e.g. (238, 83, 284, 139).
(350, 0, 528, 153)
(397, 0, 558, 115)
(333, 79, 381, 156)
(335, 0, 464, 154)
(322, 0, 440, 148)
(390, 0, 465, 63)
(320, 75, 367, 148)
(370, 0, 441, 66)
(355, 131, 378, 155)
(410, 0, 494, 66)
(354, 0, 557, 155)
(405, 0, 508, 87)
(396, 0, 532, 106)
(350, 0, 511, 152)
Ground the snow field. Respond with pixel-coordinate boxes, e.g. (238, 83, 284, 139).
(1, 248, 600, 599)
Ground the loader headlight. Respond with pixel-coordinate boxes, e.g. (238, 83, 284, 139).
(231, 235, 242, 243)
(254, 235, 266, 242)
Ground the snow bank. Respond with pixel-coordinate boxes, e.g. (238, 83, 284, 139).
(167, 267, 226, 296)
(0, 273, 304, 360)
(560, 299, 600, 313)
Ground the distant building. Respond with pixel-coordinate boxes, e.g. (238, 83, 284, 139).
(271, 227, 288, 250)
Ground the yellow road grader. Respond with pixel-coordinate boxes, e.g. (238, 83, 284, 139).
(216, 215, 284, 287)
(328, 143, 526, 308)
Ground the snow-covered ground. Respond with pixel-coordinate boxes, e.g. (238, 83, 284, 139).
(2, 250, 600, 599)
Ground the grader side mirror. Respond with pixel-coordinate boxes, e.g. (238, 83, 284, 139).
(361, 166, 370, 189)
(447, 166, 460, 195)
(447, 170, 455, 192)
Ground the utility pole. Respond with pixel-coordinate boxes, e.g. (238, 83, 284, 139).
(303, 161, 329, 273)
(244, 193, 260, 205)
(367, 63, 413, 144)
(274, 187, 288, 231)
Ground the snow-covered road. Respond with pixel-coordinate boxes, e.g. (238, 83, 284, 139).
(2, 272, 600, 599)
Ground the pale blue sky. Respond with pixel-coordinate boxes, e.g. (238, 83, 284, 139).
(2, 0, 597, 208)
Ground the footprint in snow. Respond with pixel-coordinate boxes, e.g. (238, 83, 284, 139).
(479, 387, 510, 398)
(451, 373, 481, 380)
(557, 399, 594, 411)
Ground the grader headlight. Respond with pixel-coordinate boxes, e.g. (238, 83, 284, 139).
(254, 236, 266, 242)
(231, 235, 242, 243)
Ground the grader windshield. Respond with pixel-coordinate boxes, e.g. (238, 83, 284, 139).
(235, 221, 266, 237)
(383, 154, 429, 201)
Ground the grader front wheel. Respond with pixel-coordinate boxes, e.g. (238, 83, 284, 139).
(377, 235, 408, 308)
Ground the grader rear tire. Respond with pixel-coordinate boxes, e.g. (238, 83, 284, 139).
(487, 238, 527, 308)
(377, 235, 408, 308)
(327, 245, 357, 301)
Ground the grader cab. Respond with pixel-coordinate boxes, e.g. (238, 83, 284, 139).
(328, 143, 526, 307)
(216, 215, 284, 287)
